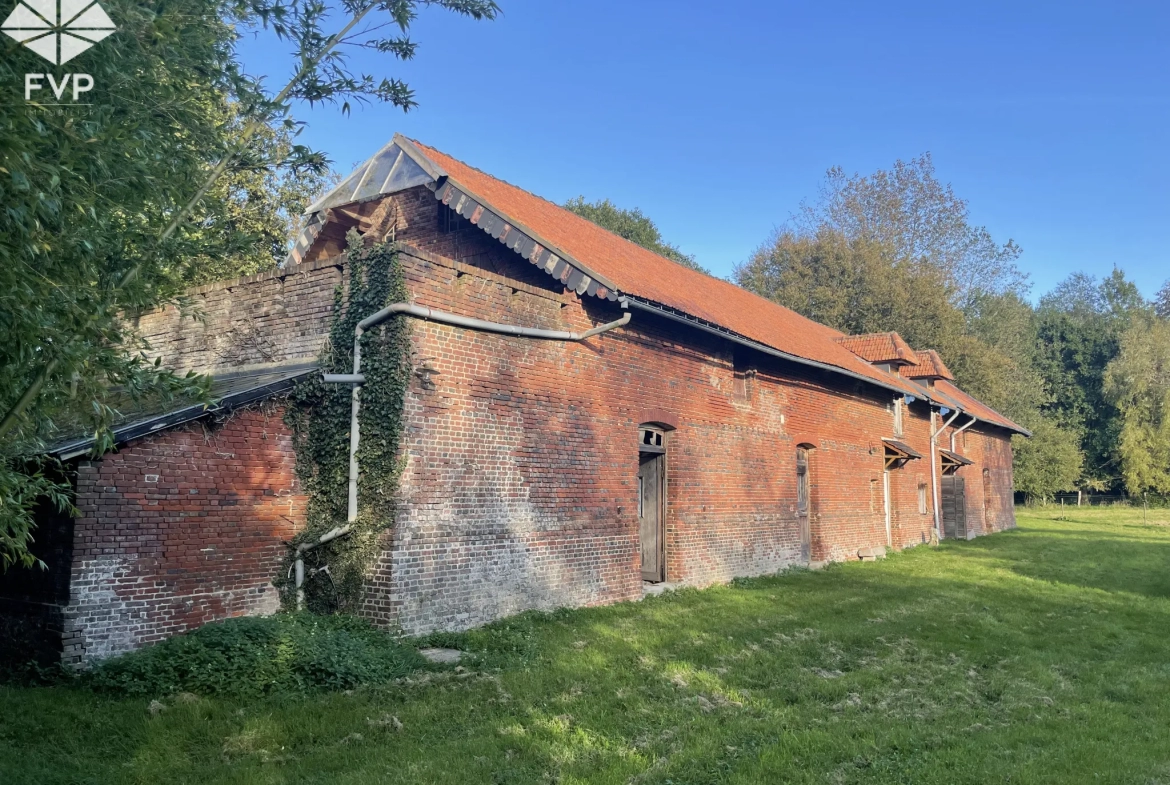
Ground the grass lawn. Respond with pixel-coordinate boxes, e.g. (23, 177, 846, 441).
(4, 506, 1170, 784)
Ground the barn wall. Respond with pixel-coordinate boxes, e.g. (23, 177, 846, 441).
(40, 183, 1019, 653)
(356, 221, 941, 633)
(946, 425, 1016, 536)
(59, 407, 306, 665)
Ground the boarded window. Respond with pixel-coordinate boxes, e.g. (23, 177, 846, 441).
(918, 482, 928, 515)
(893, 398, 904, 436)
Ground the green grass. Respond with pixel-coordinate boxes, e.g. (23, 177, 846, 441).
(4, 506, 1170, 784)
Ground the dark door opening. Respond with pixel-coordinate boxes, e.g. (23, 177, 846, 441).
(941, 475, 967, 540)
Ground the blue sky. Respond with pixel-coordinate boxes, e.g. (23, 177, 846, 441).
(239, 0, 1169, 300)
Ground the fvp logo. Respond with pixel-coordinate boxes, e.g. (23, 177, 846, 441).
(2, 0, 114, 65)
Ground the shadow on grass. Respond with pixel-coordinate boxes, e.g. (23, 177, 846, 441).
(6, 516, 1170, 784)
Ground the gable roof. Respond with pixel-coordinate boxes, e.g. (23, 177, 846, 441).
(410, 139, 930, 398)
(834, 332, 920, 366)
(294, 135, 1028, 436)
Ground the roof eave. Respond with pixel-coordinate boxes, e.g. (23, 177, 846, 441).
(49, 367, 317, 460)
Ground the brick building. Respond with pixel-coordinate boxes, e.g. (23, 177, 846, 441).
(0, 136, 1027, 665)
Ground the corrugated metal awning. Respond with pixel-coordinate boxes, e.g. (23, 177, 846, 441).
(938, 448, 974, 467)
(882, 438, 923, 460)
(48, 363, 318, 460)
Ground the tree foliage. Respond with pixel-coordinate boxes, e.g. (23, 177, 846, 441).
(736, 154, 1083, 499)
(0, 0, 499, 569)
(1104, 318, 1170, 495)
(1012, 416, 1085, 500)
(1032, 269, 1150, 490)
(1155, 279, 1170, 320)
(563, 196, 709, 274)
(798, 154, 1027, 312)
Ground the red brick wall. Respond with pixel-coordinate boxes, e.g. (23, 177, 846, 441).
(61, 407, 306, 664)
(133, 258, 344, 375)
(81, 184, 1017, 645)
(937, 424, 1016, 537)
(355, 231, 946, 633)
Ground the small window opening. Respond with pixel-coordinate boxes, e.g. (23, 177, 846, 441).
(918, 483, 928, 515)
(438, 203, 469, 234)
(645, 425, 664, 451)
(639, 426, 665, 453)
(893, 397, 904, 437)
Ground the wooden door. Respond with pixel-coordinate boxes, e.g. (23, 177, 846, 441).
(796, 448, 811, 562)
(638, 452, 665, 581)
(941, 476, 967, 540)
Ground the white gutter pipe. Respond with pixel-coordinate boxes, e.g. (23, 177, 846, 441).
(930, 406, 963, 540)
(950, 415, 977, 452)
(302, 302, 632, 607)
(293, 524, 353, 610)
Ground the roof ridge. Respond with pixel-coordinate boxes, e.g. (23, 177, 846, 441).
(412, 140, 856, 341)
(411, 138, 734, 282)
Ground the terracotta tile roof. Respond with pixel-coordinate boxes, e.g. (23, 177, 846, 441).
(932, 380, 1029, 436)
(900, 349, 954, 380)
(412, 141, 925, 397)
(835, 332, 920, 366)
(396, 140, 1027, 436)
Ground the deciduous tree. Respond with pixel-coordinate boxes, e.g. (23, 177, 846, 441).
(564, 196, 708, 274)
(0, 0, 499, 568)
(1104, 318, 1170, 495)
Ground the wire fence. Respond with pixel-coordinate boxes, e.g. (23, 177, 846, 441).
(1020, 492, 1170, 509)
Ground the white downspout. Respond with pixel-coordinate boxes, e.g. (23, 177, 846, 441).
(950, 415, 977, 451)
(931, 407, 963, 540)
(298, 301, 632, 607)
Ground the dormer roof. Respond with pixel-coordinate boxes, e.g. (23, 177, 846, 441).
(835, 332, 920, 366)
(901, 349, 955, 381)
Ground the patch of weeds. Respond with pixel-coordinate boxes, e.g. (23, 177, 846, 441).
(86, 613, 426, 697)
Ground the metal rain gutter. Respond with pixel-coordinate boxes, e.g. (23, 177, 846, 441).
(930, 406, 964, 540)
(312, 301, 631, 610)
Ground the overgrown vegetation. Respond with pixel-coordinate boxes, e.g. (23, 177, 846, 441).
(282, 235, 412, 612)
(4, 508, 1170, 783)
(86, 613, 425, 697)
(1, 0, 499, 571)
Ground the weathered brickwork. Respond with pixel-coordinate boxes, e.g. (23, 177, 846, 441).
(59, 407, 306, 664)
(939, 425, 1016, 536)
(4, 183, 1018, 660)
(134, 258, 344, 375)
(356, 238, 949, 633)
